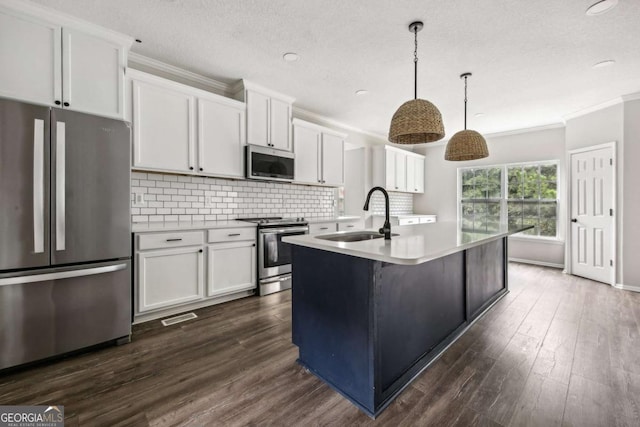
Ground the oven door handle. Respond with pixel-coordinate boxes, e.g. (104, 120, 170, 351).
(261, 274, 292, 284)
(259, 227, 309, 235)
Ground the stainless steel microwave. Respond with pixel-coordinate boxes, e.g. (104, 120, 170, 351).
(245, 145, 295, 182)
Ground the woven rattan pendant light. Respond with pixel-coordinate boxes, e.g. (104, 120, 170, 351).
(388, 21, 445, 144)
(445, 73, 489, 161)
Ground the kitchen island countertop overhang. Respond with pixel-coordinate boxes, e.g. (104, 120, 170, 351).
(283, 221, 531, 265)
(283, 221, 533, 418)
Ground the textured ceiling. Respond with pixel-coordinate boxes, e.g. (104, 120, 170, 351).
(31, 0, 640, 140)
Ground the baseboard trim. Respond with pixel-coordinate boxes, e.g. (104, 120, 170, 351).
(613, 283, 640, 293)
(509, 258, 565, 269)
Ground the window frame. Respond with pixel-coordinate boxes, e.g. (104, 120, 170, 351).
(457, 160, 560, 241)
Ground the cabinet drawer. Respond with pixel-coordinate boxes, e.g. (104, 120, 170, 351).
(138, 231, 204, 250)
(309, 222, 337, 234)
(419, 216, 437, 224)
(208, 227, 255, 243)
(338, 219, 365, 231)
(398, 218, 420, 226)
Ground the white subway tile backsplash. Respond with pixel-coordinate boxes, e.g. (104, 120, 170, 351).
(131, 173, 336, 223)
(369, 192, 414, 216)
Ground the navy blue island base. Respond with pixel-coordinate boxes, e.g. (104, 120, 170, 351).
(290, 237, 508, 418)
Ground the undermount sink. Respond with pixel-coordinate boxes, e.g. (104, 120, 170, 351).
(315, 231, 399, 242)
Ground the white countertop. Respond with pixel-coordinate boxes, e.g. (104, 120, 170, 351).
(306, 215, 363, 224)
(132, 220, 257, 233)
(372, 214, 437, 218)
(283, 221, 531, 265)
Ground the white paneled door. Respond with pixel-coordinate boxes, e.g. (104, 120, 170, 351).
(570, 144, 615, 284)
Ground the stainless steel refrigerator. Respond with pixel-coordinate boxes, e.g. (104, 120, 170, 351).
(0, 98, 131, 371)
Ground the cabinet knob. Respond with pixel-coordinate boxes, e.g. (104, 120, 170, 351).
(199, 167, 203, 171)
(199, 249, 203, 253)
(54, 100, 61, 105)
(63, 102, 70, 107)
(189, 167, 194, 170)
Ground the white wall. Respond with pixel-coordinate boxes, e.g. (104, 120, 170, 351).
(622, 99, 640, 287)
(414, 126, 566, 266)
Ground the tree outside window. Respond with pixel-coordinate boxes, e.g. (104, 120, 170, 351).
(459, 162, 558, 238)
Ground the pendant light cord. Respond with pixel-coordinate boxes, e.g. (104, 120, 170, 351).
(414, 26, 418, 100)
(463, 75, 468, 130)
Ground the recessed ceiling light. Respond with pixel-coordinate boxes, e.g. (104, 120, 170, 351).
(355, 90, 369, 96)
(282, 52, 299, 62)
(586, 0, 618, 16)
(593, 59, 616, 68)
(474, 113, 485, 118)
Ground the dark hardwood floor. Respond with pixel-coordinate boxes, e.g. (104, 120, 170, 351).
(1, 263, 639, 426)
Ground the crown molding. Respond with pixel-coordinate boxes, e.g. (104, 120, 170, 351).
(563, 97, 623, 121)
(422, 122, 565, 147)
(292, 107, 388, 144)
(128, 52, 230, 96)
(622, 92, 640, 102)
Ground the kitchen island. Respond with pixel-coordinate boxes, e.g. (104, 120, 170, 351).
(283, 221, 531, 417)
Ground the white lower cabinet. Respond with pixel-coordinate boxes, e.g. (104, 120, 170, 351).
(207, 241, 256, 297)
(338, 218, 366, 231)
(309, 222, 337, 234)
(134, 226, 257, 323)
(137, 246, 204, 313)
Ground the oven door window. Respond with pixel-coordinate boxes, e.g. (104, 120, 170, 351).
(262, 231, 304, 268)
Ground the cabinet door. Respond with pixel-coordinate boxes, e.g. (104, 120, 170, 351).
(309, 222, 337, 234)
(246, 90, 270, 147)
(198, 97, 245, 178)
(338, 219, 365, 231)
(293, 125, 320, 184)
(394, 151, 407, 192)
(321, 133, 344, 186)
(406, 155, 416, 193)
(132, 79, 196, 172)
(0, 10, 61, 106)
(207, 241, 256, 297)
(137, 247, 204, 313)
(62, 28, 126, 119)
(414, 156, 425, 193)
(385, 150, 397, 190)
(270, 97, 292, 151)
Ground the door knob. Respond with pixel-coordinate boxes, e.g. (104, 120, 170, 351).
(571, 218, 577, 223)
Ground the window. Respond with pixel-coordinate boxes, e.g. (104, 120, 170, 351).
(459, 162, 558, 238)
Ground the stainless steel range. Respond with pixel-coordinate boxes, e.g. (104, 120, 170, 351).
(238, 217, 308, 295)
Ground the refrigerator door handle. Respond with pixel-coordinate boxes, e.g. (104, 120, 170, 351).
(0, 263, 128, 287)
(55, 121, 66, 251)
(33, 119, 45, 254)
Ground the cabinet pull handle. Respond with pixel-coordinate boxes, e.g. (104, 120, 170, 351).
(320, 227, 329, 230)
(63, 102, 70, 107)
(54, 100, 61, 105)
(347, 225, 354, 228)
(228, 233, 241, 237)
(166, 238, 183, 242)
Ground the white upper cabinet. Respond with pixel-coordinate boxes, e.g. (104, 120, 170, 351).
(293, 119, 346, 186)
(410, 155, 425, 193)
(0, 0, 132, 118)
(321, 132, 345, 186)
(131, 72, 196, 173)
(197, 94, 246, 178)
(293, 123, 321, 184)
(0, 9, 61, 106)
(234, 80, 294, 151)
(62, 27, 127, 118)
(374, 145, 425, 193)
(130, 70, 246, 177)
